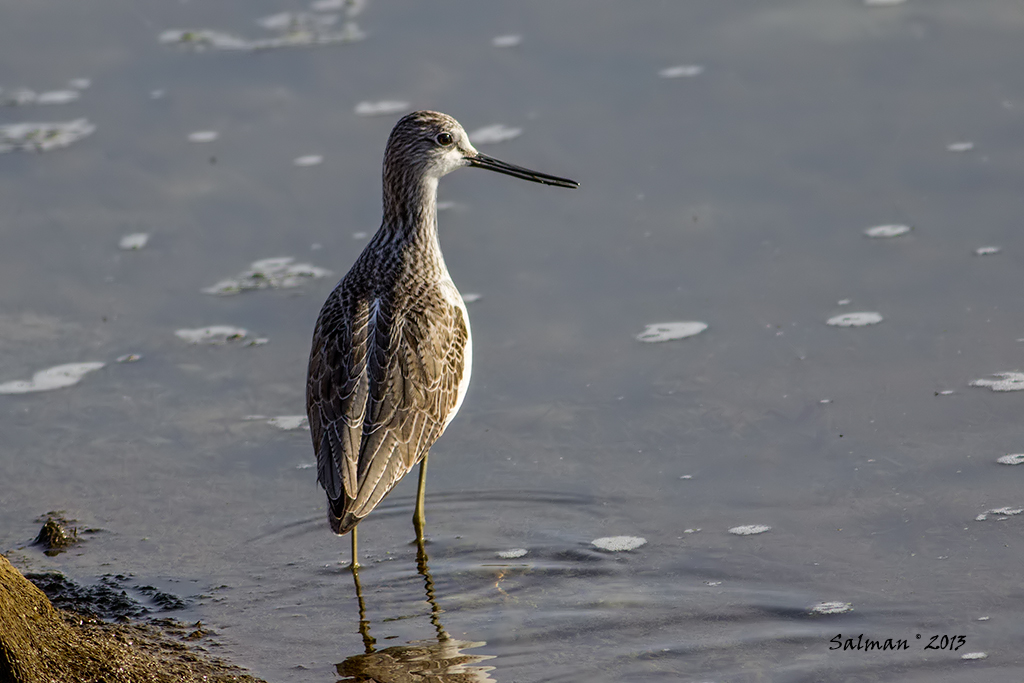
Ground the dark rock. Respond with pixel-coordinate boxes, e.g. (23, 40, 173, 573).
(0, 554, 267, 683)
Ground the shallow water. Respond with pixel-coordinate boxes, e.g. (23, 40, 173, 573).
(2, 0, 1024, 681)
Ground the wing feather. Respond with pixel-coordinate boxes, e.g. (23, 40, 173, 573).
(307, 277, 468, 535)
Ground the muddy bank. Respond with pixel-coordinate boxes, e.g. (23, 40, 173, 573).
(0, 554, 265, 683)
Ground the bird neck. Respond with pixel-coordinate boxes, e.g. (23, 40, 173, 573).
(382, 174, 443, 246)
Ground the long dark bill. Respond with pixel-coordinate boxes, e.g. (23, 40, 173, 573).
(468, 153, 579, 189)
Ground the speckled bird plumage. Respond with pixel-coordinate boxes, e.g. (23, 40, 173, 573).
(307, 110, 577, 540)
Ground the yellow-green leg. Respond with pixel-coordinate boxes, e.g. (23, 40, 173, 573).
(413, 453, 428, 541)
(349, 527, 360, 570)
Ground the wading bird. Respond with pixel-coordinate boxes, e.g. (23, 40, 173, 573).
(306, 111, 577, 567)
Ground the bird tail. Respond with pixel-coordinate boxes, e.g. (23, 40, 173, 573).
(329, 498, 361, 535)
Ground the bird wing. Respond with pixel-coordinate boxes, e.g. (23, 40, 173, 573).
(307, 281, 468, 532)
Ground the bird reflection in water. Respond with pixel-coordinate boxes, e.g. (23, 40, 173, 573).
(336, 540, 496, 682)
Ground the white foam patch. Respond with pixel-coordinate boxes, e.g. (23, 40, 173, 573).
(116, 354, 142, 363)
(354, 100, 409, 117)
(971, 372, 1024, 392)
(0, 119, 96, 153)
(119, 233, 149, 250)
(69, 78, 91, 90)
(827, 312, 883, 327)
(592, 536, 646, 552)
(267, 415, 309, 430)
(293, 154, 323, 166)
(492, 34, 522, 47)
(496, 548, 528, 559)
(974, 246, 1001, 256)
(997, 454, 1024, 466)
(2, 89, 80, 106)
(258, 11, 338, 31)
(810, 601, 853, 615)
(864, 224, 911, 238)
(188, 130, 218, 143)
(961, 652, 987, 660)
(947, 142, 974, 152)
(729, 524, 771, 536)
(975, 506, 1023, 522)
(35, 90, 80, 105)
(311, 0, 365, 15)
(659, 65, 704, 78)
(462, 293, 482, 303)
(175, 326, 248, 345)
(0, 362, 105, 394)
(636, 321, 708, 342)
(203, 256, 331, 295)
(159, 20, 364, 51)
(468, 124, 522, 145)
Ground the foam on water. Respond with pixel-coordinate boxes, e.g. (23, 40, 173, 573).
(864, 224, 911, 238)
(116, 354, 142, 363)
(974, 246, 1001, 256)
(68, 78, 91, 90)
(0, 119, 95, 153)
(187, 130, 218, 143)
(0, 362, 105, 394)
(810, 601, 853, 615)
(293, 154, 324, 166)
(203, 257, 331, 295)
(659, 65, 704, 78)
(729, 524, 771, 536)
(592, 536, 647, 552)
(159, 17, 364, 52)
(975, 506, 1023, 522)
(1, 88, 80, 106)
(635, 321, 708, 342)
(257, 12, 338, 31)
(997, 454, 1024, 466)
(37, 90, 80, 105)
(970, 372, 1024, 392)
(119, 233, 149, 250)
(174, 326, 249, 345)
(462, 293, 482, 303)
(267, 415, 309, 430)
(496, 548, 528, 559)
(961, 652, 988, 660)
(826, 312, 883, 327)
(468, 124, 522, 144)
(355, 101, 410, 117)
(492, 35, 522, 48)
(947, 142, 975, 152)
(310, 0, 365, 16)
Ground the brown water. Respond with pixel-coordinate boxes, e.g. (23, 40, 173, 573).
(2, 1, 1024, 681)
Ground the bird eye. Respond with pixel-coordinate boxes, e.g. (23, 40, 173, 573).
(435, 132, 454, 146)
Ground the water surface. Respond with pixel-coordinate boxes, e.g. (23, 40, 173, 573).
(2, 1, 1024, 681)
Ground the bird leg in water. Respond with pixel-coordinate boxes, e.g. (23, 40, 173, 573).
(351, 563, 376, 653)
(413, 454, 428, 541)
(415, 533, 449, 642)
(350, 527, 360, 570)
